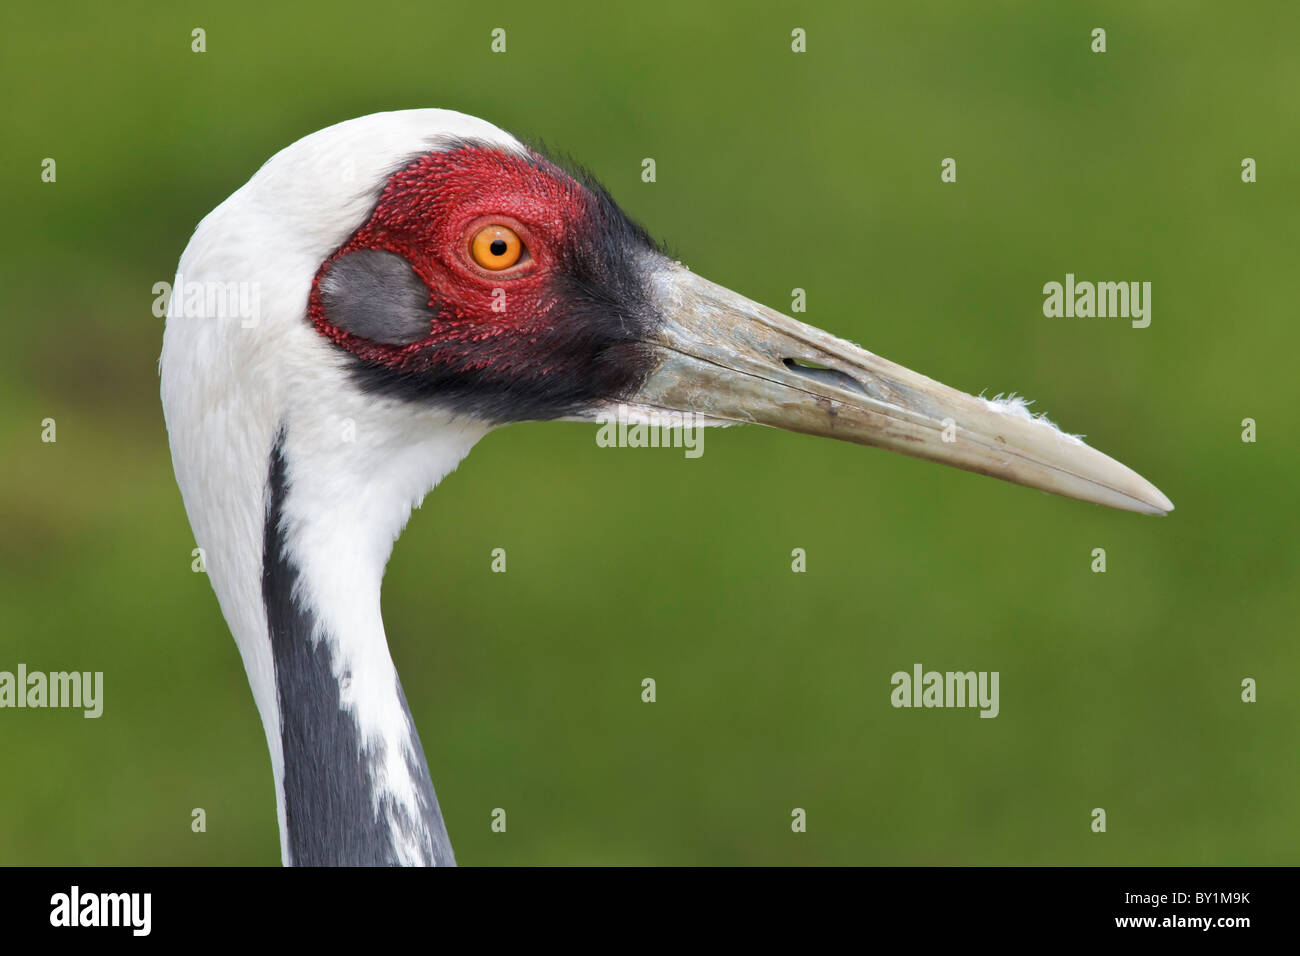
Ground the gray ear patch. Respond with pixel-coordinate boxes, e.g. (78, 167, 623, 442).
(318, 249, 437, 346)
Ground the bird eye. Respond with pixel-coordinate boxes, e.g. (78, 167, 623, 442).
(470, 224, 524, 271)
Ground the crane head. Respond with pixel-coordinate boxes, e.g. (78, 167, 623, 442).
(289, 112, 1170, 515)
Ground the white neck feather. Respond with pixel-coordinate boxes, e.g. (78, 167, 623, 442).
(160, 109, 516, 863)
(271, 404, 489, 863)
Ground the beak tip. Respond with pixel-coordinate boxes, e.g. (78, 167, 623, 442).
(1136, 483, 1174, 516)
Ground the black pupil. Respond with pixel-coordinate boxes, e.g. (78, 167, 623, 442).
(489, 238, 508, 257)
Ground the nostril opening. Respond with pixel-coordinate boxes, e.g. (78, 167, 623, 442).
(782, 358, 869, 398)
(784, 357, 833, 371)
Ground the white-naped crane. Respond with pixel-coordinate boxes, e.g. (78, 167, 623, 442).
(160, 109, 1172, 866)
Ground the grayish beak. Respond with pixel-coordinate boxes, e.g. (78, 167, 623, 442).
(629, 263, 1173, 515)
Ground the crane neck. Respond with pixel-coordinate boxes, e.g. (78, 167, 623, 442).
(261, 431, 457, 865)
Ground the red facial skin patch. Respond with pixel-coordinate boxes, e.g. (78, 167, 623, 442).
(306, 139, 660, 423)
(309, 145, 595, 377)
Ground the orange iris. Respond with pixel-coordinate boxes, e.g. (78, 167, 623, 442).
(470, 225, 523, 270)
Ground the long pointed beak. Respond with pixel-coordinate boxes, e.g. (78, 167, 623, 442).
(629, 263, 1172, 515)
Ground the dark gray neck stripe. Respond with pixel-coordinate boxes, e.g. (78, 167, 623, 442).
(262, 432, 454, 866)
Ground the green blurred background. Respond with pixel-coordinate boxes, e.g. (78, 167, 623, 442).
(2, 1, 1296, 865)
